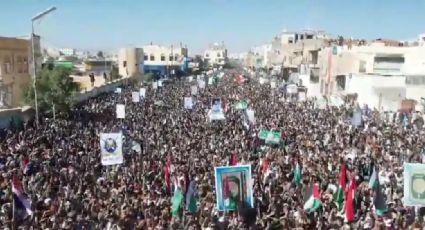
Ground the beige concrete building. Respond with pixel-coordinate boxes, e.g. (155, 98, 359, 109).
(0, 36, 40, 108)
(118, 48, 144, 78)
(318, 41, 425, 110)
(268, 30, 329, 67)
(203, 42, 227, 67)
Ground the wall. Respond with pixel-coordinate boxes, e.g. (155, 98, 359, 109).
(118, 48, 143, 77)
(0, 77, 128, 128)
(345, 74, 406, 111)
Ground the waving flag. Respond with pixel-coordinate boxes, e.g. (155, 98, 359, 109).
(304, 183, 321, 213)
(171, 188, 184, 217)
(345, 176, 357, 222)
(11, 176, 33, 218)
(293, 162, 302, 186)
(334, 163, 346, 210)
(229, 152, 238, 166)
(186, 180, 198, 213)
(369, 167, 387, 216)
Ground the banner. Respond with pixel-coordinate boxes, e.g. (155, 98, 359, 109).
(270, 81, 276, 89)
(139, 88, 146, 98)
(158, 80, 163, 87)
(266, 130, 281, 144)
(100, 133, 123, 165)
(116, 104, 125, 119)
(115, 87, 122, 94)
(258, 129, 281, 144)
(208, 110, 225, 121)
(214, 165, 253, 211)
(153, 81, 158, 89)
(132, 92, 140, 103)
(191, 86, 198, 95)
(235, 100, 248, 110)
(404, 163, 425, 206)
(184, 97, 193, 109)
(188, 76, 193, 82)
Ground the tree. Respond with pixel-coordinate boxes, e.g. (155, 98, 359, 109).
(23, 66, 80, 112)
(97, 51, 104, 59)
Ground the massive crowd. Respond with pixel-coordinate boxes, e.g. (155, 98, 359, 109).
(1, 71, 425, 229)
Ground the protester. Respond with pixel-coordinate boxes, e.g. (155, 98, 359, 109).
(0, 71, 424, 229)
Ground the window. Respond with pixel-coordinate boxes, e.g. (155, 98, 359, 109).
(22, 57, 28, 73)
(306, 34, 314, 39)
(150, 55, 155, 61)
(206, 53, 210, 58)
(217, 53, 221, 58)
(123, 61, 127, 67)
(3, 56, 11, 74)
(174, 54, 179, 61)
(160, 54, 165, 61)
(169, 55, 173, 61)
(144, 55, 148, 61)
(16, 56, 23, 74)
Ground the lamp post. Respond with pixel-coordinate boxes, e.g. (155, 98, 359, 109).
(31, 6, 56, 128)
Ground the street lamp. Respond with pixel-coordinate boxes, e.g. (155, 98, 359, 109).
(31, 6, 56, 128)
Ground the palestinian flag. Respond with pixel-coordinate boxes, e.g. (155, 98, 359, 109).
(303, 183, 321, 213)
(293, 162, 301, 186)
(223, 175, 238, 210)
(186, 180, 198, 213)
(334, 163, 347, 210)
(369, 167, 387, 216)
(345, 176, 357, 222)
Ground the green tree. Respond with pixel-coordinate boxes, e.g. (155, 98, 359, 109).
(97, 51, 104, 59)
(23, 66, 80, 112)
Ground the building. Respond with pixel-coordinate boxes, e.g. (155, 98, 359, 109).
(0, 36, 41, 108)
(268, 30, 329, 67)
(59, 48, 76, 56)
(318, 40, 425, 111)
(118, 48, 144, 77)
(245, 44, 272, 68)
(203, 42, 227, 67)
(142, 44, 188, 76)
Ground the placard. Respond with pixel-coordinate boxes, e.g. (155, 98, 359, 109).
(132, 92, 140, 102)
(116, 104, 125, 119)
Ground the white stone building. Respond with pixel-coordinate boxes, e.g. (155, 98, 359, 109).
(203, 42, 227, 67)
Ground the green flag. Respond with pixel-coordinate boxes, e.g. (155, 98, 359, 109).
(265, 130, 281, 145)
(171, 188, 184, 217)
(293, 163, 301, 186)
(234, 100, 248, 110)
(259, 128, 269, 140)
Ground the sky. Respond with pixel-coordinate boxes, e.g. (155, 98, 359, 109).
(1, 0, 425, 54)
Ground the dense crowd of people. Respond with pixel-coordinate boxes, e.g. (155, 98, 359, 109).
(1, 71, 425, 229)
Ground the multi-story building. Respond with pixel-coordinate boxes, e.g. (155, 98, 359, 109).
(318, 39, 425, 111)
(142, 44, 188, 75)
(59, 48, 76, 56)
(269, 30, 329, 67)
(245, 44, 272, 68)
(203, 42, 227, 67)
(118, 48, 144, 77)
(0, 36, 41, 108)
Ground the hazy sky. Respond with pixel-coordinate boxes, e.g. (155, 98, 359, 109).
(1, 0, 425, 54)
